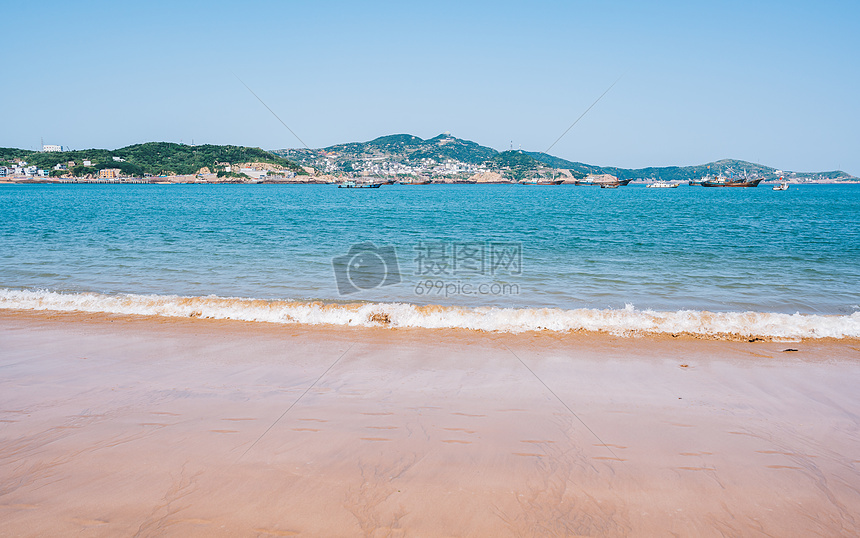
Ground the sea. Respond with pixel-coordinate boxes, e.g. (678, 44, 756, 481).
(1, 183, 858, 339)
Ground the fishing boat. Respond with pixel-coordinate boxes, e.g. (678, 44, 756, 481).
(573, 175, 631, 187)
(521, 178, 564, 185)
(600, 183, 619, 189)
(338, 180, 382, 188)
(701, 176, 763, 188)
(646, 180, 678, 188)
(700, 169, 763, 188)
(772, 180, 789, 191)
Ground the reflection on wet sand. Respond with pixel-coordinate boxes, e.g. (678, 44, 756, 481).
(1, 311, 859, 536)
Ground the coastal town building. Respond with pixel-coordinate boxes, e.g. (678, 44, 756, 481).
(98, 168, 121, 179)
(42, 144, 62, 152)
(239, 167, 267, 180)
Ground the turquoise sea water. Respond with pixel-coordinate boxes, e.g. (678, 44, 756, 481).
(1, 183, 859, 336)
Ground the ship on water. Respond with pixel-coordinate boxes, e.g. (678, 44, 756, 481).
(699, 168, 763, 188)
(338, 179, 383, 188)
(573, 173, 632, 187)
(521, 178, 565, 185)
(647, 180, 679, 188)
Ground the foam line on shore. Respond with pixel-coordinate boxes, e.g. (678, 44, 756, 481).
(1, 288, 858, 340)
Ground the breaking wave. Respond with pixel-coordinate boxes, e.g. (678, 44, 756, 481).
(1, 289, 858, 340)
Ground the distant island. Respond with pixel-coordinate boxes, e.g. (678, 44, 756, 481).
(1, 135, 856, 184)
(0, 143, 306, 183)
(276, 133, 856, 184)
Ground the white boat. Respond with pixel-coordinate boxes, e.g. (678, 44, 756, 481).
(772, 180, 789, 191)
(338, 180, 382, 189)
(646, 180, 678, 188)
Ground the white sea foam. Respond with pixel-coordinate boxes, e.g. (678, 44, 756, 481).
(1, 289, 858, 340)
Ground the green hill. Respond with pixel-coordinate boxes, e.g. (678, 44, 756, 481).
(5, 136, 853, 182)
(491, 150, 544, 181)
(326, 133, 497, 164)
(0, 142, 306, 177)
(274, 133, 499, 170)
(275, 133, 856, 181)
(526, 152, 854, 182)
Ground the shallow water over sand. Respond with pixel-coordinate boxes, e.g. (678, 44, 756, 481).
(2, 183, 858, 312)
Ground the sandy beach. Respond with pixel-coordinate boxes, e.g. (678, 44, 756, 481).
(1, 310, 859, 536)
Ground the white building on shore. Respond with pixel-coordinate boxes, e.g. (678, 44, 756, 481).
(239, 167, 267, 180)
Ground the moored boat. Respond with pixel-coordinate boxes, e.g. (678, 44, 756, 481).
(700, 168, 763, 188)
(701, 177, 763, 187)
(646, 180, 678, 188)
(521, 178, 565, 185)
(772, 180, 789, 191)
(338, 180, 382, 188)
(574, 174, 631, 187)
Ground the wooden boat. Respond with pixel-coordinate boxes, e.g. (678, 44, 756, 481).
(701, 169, 763, 188)
(574, 178, 631, 187)
(701, 177, 763, 187)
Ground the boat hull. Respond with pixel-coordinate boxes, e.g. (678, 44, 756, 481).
(522, 179, 565, 185)
(574, 178, 631, 187)
(701, 178, 763, 188)
(338, 183, 382, 188)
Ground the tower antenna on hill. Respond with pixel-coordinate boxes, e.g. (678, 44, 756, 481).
(231, 71, 310, 150)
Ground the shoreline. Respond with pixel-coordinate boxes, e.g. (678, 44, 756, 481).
(2, 310, 859, 535)
(2, 286, 858, 340)
(2, 177, 859, 185)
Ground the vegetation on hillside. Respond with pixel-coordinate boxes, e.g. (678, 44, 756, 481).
(0, 148, 34, 162)
(526, 152, 855, 182)
(491, 151, 542, 181)
(0, 142, 305, 177)
(5, 137, 853, 182)
(526, 152, 604, 177)
(274, 133, 499, 170)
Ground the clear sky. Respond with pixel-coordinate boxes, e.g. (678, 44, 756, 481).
(3, 0, 858, 174)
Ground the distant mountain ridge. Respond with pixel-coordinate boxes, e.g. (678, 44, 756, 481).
(3, 136, 853, 182)
(326, 133, 497, 164)
(275, 133, 856, 182)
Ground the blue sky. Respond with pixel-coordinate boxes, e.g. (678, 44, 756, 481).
(3, 0, 858, 174)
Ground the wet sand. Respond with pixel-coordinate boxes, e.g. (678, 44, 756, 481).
(1, 310, 859, 536)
